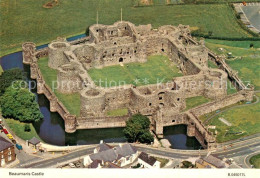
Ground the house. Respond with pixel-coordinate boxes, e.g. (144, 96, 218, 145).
(84, 141, 138, 168)
(0, 136, 16, 167)
(137, 152, 160, 168)
(195, 155, 226, 168)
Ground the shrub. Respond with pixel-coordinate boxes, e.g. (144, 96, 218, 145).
(24, 124, 31, 132)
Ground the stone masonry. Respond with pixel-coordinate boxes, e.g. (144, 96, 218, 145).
(22, 21, 254, 149)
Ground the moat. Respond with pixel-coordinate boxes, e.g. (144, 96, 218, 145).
(0, 35, 201, 149)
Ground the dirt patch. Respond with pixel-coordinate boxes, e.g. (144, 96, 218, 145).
(140, 0, 153, 5)
(43, 0, 59, 9)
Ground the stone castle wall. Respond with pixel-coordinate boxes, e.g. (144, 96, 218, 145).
(22, 21, 254, 149)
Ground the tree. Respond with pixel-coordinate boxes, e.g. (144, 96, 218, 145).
(123, 114, 154, 144)
(0, 68, 26, 96)
(0, 81, 43, 122)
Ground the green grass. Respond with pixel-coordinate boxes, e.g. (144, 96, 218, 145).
(89, 55, 183, 87)
(0, 1, 251, 57)
(106, 108, 128, 117)
(250, 154, 260, 168)
(0, 65, 3, 76)
(154, 157, 169, 168)
(185, 96, 211, 111)
(208, 60, 218, 69)
(205, 39, 260, 49)
(37, 57, 80, 116)
(206, 93, 260, 142)
(206, 40, 260, 90)
(4, 118, 41, 141)
(227, 80, 237, 95)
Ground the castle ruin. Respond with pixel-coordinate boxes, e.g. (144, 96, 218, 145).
(22, 21, 254, 149)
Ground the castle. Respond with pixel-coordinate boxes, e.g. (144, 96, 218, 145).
(22, 21, 254, 149)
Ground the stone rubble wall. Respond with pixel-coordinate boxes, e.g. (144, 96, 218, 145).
(22, 21, 254, 150)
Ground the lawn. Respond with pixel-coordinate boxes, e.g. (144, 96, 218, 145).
(205, 40, 260, 90)
(106, 108, 128, 117)
(205, 39, 260, 49)
(0, 65, 3, 76)
(154, 157, 169, 168)
(88, 55, 183, 87)
(0, 0, 251, 57)
(250, 154, 260, 168)
(206, 93, 260, 142)
(4, 118, 41, 141)
(37, 57, 80, 116)
(184, 96, 211, 111)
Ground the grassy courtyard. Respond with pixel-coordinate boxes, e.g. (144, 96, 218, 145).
(0, 0, 252, 57)
(184, 96, 211, 111)
(88, 55, 182, 87)
(37, 57, 80, 116)
(205, 40, 260, 90)
(4, 118, 41, 141)
(250, 154, 260, 168)
(106, 108, 128, 117)
(205, 93, 260, 143)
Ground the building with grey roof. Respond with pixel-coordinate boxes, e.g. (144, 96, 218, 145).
(84, 142, 138, 168)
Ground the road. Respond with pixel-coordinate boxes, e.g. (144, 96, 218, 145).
(17, 134, 260, 168)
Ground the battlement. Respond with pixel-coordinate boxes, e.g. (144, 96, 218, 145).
(22, 21, 254, 149)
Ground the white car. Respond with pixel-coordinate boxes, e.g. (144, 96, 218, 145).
(69, 163, 76, 168)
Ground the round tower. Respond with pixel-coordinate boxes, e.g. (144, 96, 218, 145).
(48, 41, 70, 69)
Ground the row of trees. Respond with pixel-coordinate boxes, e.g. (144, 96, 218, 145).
(0, 68, 43, 123)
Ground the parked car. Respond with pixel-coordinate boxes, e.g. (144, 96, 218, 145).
(7, 134, 13, 139)
(16, 144, 23, 150)
(69, 163, 76, 168)
(0, 125, 3, 130)
(2, 128, 8, 134)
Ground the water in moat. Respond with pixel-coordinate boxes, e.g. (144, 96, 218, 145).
(0, 34, 202, 149)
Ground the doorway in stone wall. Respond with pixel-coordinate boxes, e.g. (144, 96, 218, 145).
(119, 57, 123, 63)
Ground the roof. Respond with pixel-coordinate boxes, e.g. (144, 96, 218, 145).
(89, 143, 137, 163)
(138, 152, 157, 166)
(97, 143, 114, 152)
(195, 158, 204, 165)
(203, 155, 225, 168)
(103, 162, 121, 168)
(28, 137, 40, 145)
(0, 136, 14, 151)
(88, 160, 102, 168)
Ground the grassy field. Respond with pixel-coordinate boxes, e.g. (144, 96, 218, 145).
(37, 57, 80, 116)
(106, 108, 128, 117)
(0, 65, 3, 76)
(206, 93, 260, 143)
(0, 0, 251, 57)
(205, 39, 260, 49)
(250, 154, 260, 168)
(4, 118, 41, 141)
(89, 55, 182, 87)
(185, 96, 211, 111)
(205, 40, 260, 90)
